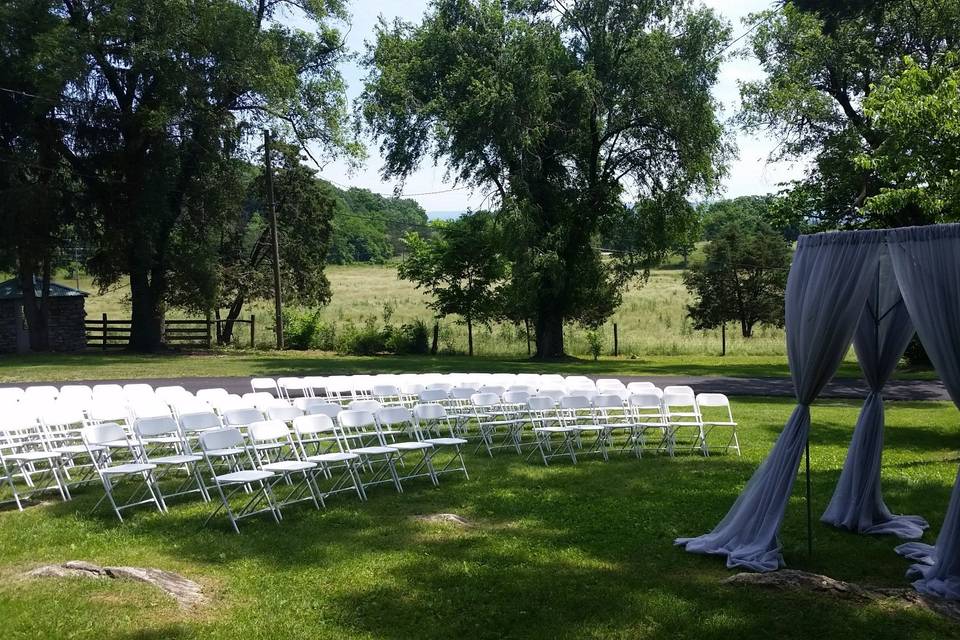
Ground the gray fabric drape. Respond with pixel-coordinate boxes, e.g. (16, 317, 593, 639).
(676, 230, 884, 571)
(886, 224, 960, 599)
(821, 251, 928, 538)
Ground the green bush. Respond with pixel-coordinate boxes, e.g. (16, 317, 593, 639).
(283, 308, 323, 350)
(336, 317, 387, 355)
(386, 320, 430, 355)
(314, 321, 337, 351)
(586, 329, 603, 361)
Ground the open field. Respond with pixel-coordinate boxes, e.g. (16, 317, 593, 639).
(2, 397, 959, 639)
(72, 263, 793, 358)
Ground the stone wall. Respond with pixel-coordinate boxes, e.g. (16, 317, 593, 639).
(0, 297, 86, 353)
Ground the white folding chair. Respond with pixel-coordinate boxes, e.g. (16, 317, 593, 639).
(375, 407, 437, 486)
(337, 410, 402, 494)
(469, 392, 522, 457)
(1, 410, 71, 509)
(133, 416, 208, 503)
(196, 388, 230, 404)
(267, 405, 305, 424)
(527, 396, 577, 465)
(58, 385, 93, 405)
(0, 387, 24, 405)
(292, 415, 365, 501)
(592, 393, 631, 451)
(82, 423, 164, 521)
(41, 404, 99, 488)
(662, 392, 704, 456)
(627, 392, 669, 457)
(277, 377, 311, 400)
(223, 408, 265, 432)
(372, 384, 404, 407)
(199, 428, 280, 534)
(247, 420, 322, 511)
(559, 395, 607, 461)
(696, 393, 740, 456)
(413, 404, 469, 480)
(24, 385, 59, 404)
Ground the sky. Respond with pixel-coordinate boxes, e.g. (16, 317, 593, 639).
(313, 0, 806, 215)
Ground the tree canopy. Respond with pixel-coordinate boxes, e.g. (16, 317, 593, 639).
(362, 0, 730, 357)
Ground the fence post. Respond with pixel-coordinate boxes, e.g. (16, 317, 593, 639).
(250, 314, 256, 348)
(102, 313, 107, 351)
(205, 311, 212, 348)
(613, 323, 618, 357)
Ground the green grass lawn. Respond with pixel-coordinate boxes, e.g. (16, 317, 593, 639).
(0, 350, 938, 384)
(2, 398, 959, 638)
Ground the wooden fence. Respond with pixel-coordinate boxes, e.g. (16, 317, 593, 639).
(85, 314, 255, 350)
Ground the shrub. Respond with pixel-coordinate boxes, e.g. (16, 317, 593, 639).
(336, 317, 387, 355)
(386, 320, 430, 355)
(314, 321, 337, 351)
(586, 329, 603, 361)
(283, 308, 322, 350)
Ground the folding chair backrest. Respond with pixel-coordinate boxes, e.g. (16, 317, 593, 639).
(248, 419, 291, 443)
(560, 395, 592, 410)
(129, 399, 172, 420)
(155, 386, 189, 405)
(419, 389, 449, 403)
(223, 408, 265, 427)
(267, 405, 304, 422)
(88, 399, 129, 423)
(303, 402, 342, 419)
(503, 390, 530, 405)
(134, 415, 180, 438)
(292, 414, 336, 436)
(470, 392, 500, 408)
(538, 388, 566, 404)
(303, 376, 327, 396)
(662, 392, 696, 408)
(337, 409, 376, 429)
(123, 383, 153, 395)
(59, 385, 93, 403)
(250, 378, 279, 396)
(199, 427, 244, 452)
(0, 387, 24, 404)
(593, 394, 625, 409)
(376, 406, 413, 427)
(24, 386, 59, 403)
(93, 383, 123, 395)
(372, 384, 401, 398)
(348, 399, 382, 413)
(42, 404, 86, 428)
(596, 379, 626, 393)
(82, 422, 127, 446)
(696, 393, 734, 422)
(478, 385, 506, 397)
(413, 403, 447, 421)
(179, 411, 222, 433)
(507, 385, 536, 395)
(626, 381, 657, 394)
(172, 397, 213, 417)
(277, 377, 308, 397)
(451, 387, 477, 400)
(196, 388, 229, 403)
(664, 385, 695, 396)
(629, 392, 663, 410)
(425, 382, 453, 392)
(527, 396, 556, 411)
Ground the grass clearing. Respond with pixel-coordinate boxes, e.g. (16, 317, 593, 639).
(1, 397, 959, 638)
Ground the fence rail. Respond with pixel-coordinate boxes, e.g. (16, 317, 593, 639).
(84, 314, 256, 350)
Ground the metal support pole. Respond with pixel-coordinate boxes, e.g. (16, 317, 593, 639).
(264, 130, 284, 350)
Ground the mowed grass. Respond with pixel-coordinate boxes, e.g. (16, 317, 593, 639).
(75, 264, 792, 358)
(0, 351, 893, 383)
(2, 398, 960, 639)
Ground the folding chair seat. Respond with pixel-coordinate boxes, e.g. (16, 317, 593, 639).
(267, 405, 305, 424)
(133, 416, 208, 503)
(470, 393, 522, 457)
(82, 423, 164, 521)
(413, 404, 469, 480)
(559, 395, 607, 461)
(375, 407, 437, 486)
(696, 393, 740, 456)
(626, 392, 669, 457)
(662, 392, 704, 456)
(250, 377, 280, 397)
(199, 428, 279, 533)
(292, 415, 364, 501)
(527, 396, 577, 465)
(247, 420, 322, 511)
(277, 377, 311, 400)
(336, 410, 402, 494)
(1, 410, 71, 509)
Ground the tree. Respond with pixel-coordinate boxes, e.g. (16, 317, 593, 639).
(739, 1, 960, 229)
(398, 212, 505, 356)
(684, 221, 790, 341)
(15, 0, 356, 351)
(857, 54, 960, 220)
(362, 0, 729, 357)
(165, 144, 336, 345)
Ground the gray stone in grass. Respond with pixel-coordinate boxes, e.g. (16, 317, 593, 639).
(413, 513, 473, 527)
(26, 560, 205, 607)
(723, 569, 960, 622)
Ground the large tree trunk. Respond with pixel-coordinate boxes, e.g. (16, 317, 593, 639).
(128, 266, 164, 352)
(17, 254, 51, 351)
(218, 292, 246, 345)
(466, 316, 474, 356)
(534, 309, 565, 359)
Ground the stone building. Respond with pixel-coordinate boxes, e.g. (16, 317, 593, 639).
(0, 278, 87, 353)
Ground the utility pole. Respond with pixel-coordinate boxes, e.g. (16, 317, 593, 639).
(264, 129, 284, 350)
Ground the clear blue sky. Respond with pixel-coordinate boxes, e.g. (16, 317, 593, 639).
(309, 0, 805, 214)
